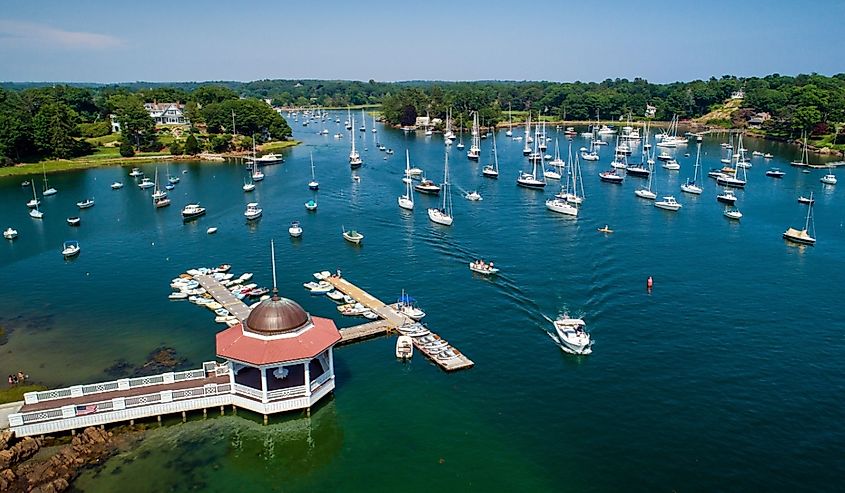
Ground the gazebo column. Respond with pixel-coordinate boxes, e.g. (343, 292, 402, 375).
(260, 365, 269, 403)
(328, 348, 335, 378)
(304, 361, 312, 397)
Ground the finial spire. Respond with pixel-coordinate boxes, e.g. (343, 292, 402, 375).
(271, 239, 279, 299)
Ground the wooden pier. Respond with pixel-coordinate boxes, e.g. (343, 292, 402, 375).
(323, 274, 474, 371)
(194, 274, 252, 321)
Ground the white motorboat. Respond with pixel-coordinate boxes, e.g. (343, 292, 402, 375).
(247, 153, 284, 165)
(342, 227, 364, 244)
(61, 240, 81, 258)
(464, 191, 482, 201)
(76, 198, 95, 209)
(395, 335, 413, 359)
(654, 196, 682, 211)
(181, 203, 206, 219)
(553, 314, 592, 355)
(784, 192, 816, 245)
(243, 180, 256, 192)
(138, 177, 155, 189)
(723, 208, 743, 220)
(168, 292, 188, 300)
(3, 227, 18, 240)
(129, 167, 143, 177)
(716, 189, 737, 204)
(765, 168, 785, 178)
(820, 171, 837, 185)
(111, 181, 124, 190)
(305, 199, 318, 211)
(206, 227, 218, 234)
(469, 260, 500, 275)
(288, 221, 303, 237)
(397, 291, 426, 320)
(662, 159, 680, 170)
(244, 202, 263, 220)
(67, 216, 81, 226)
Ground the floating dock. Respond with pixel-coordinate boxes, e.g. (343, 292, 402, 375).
(323, 274, 474, 372)
(194, 272, 473, 371)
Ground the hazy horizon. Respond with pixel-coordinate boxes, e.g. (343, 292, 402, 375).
(2, 0, 844, 83)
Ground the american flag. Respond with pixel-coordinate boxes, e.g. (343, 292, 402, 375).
(75, 404, 98, 416)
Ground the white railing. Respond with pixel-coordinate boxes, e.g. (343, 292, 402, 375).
(20, 408, 63, 424)
(23, 361, 220, 405)
(310, 372, 331, 391)
(266, 386, 306, 401)
(214, 361, 230, 377)
(125, 392, 162, 408)
(234, 383, 264, 400)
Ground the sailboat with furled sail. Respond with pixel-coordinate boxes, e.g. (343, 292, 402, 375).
(428, 151, 453, 226)
(467, 111, 481, 160)
(398, 150, 414, 210)
(349, 117, 363, 169)
(517, 137, 546, 190)
(483, 128, 500, 178)
(783, 191, 816, 245)
(680, 135, 704, 194)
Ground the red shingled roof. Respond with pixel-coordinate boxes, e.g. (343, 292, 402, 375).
(216, 316, 341, 365)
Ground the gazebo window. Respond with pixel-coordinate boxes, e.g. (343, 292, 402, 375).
(233, 366, 262, 390)
(265, 364, 305, 390)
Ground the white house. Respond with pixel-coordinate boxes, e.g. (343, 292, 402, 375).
(144, 102, 189, 125)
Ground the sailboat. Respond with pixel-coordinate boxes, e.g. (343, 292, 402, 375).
(457, 115, 465, 150)
(29, 182, 43, 219)
(482, 130, 500, 178)
(522, 115, 532, 156)
(557, 145, 585, 204)
(398, 150, 415, 210)
(243, 176, 255, 192)
(41, 162, 57, 196)
(820, 164, 837, 185)
(467, 112, 481, 160)
(167, 163, 180, 184)
(345, 108, 352, 130)
(250, 139, 265, 182)
(549, 139, 565, 168)
(790, 132, 810, 167)
(546, 154, 578, 217)
(151, 167, 167, 200)
(371, 113, 377, 133)
(359, 109, 366, 132)
(717, 134, 748, 188)
(680, 136, 704, 194)
(308, 152, 319, 190)
(783, 191, 816, 245)
(580, 136, 599, 161)
(349, 117, 363, 169)
(26, 179, 40, 208)
(517, 136, 546, 189)
(428, 152, 454, 226)
(505, 103, 513, 137)
(634, 149, 657, 200)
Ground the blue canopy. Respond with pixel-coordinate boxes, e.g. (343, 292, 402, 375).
(398, 294, 415, 304)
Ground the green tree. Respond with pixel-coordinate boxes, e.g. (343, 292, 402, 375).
(184, 133, 200, 155)
(169, 140, 182, 155)
(191, 85, 239, 106)
(110, 94, 158, 151)
(32, 100, 82, 159)
(119, 140, 135, 157)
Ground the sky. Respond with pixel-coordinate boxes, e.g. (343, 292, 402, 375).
(1, 0, 843, 83)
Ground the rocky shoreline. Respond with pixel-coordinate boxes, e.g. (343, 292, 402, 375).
(0, 427, 127, 492)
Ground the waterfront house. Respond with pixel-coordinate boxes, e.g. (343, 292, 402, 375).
(144, 102, 189, 125)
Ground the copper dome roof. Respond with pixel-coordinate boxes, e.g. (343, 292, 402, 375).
(244, 295, 311, 335)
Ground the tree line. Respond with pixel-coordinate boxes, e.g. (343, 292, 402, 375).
(0, 84, 292, 165)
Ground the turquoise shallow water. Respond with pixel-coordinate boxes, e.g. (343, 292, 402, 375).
(1, 119, 844, 492)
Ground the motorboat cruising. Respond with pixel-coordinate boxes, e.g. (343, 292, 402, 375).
(599, 170, 623, 184)
(723, 208, 743, 220)
(76, 198, 95, 209)
(288, 221, 303, 237)
(111, 181, 124, 190)
(716, 189, 737, 205)
(61, 240, 81, 258)
(414, 178, 441, 195)
(248, 153, 284, 165)
(244, 202, 263, 221)
(397, 291, 426, 320)
(469, 259, 499, 275)
(395, 335, 414, 359)
(783, 192, 816, 245)
(342, 227, 364, 244)
(67, 216, 81, 226)
(464, 190, 482, 201)
(243, 180, 256, 192)
(181, 203, 206, 220)
(4, 227, 18, 240)
(765, 168, 785, 178)
(552, 314, 592, 355)
(654, 196, 682, 211)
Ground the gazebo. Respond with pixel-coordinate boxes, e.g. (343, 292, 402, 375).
(216, 243, 341, 416)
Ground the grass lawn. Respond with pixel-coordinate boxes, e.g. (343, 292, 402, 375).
(259, 140, 300, 153)
(0, 384, 47, 404)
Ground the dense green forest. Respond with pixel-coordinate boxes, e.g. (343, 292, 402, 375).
(2, 73, 844, 165)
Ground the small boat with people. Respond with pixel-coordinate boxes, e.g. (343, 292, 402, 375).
(469, 259, 499, 275)
(305, 199, 318, 211)
(397, 291, 426, 320)
(723, 208, 743, 220)
(716, 189, 737, 205)
(414, 178, 441, 195)
(597, 225, 613, 234)
(61, 240, 81, 258)
(244, 202, 263, 221)
(4, 227, 19, 240)
(464, 190, 482, 201)
(552, 314, 592, 355)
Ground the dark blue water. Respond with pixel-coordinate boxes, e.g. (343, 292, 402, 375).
(2, 118, 843, 492)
